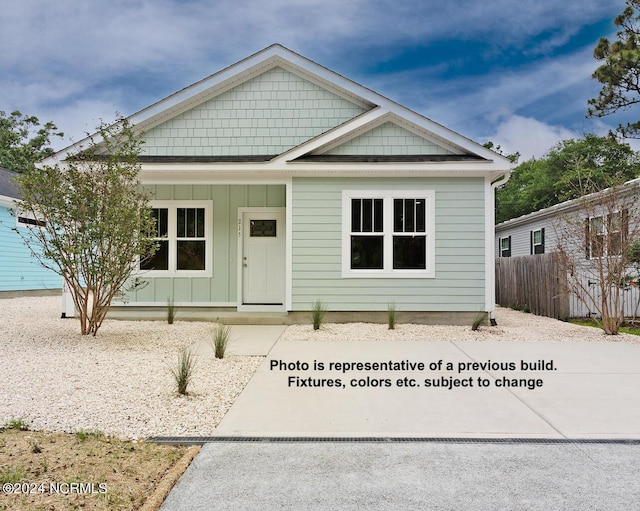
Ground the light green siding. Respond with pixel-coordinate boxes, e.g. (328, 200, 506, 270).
(291, 177, 486, 312)
(125, 184, 286, 304)
(325, 122, 455, 156)
(142, 67, 369, 157)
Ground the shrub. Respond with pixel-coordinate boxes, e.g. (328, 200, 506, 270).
(471, 312, 487, 331)
(312, 299, 326, 330)
(170, 349, 198, 395)
(167, 296, 178, 324)
(388, 303, 396, 330)
(211, 324, 232, 359)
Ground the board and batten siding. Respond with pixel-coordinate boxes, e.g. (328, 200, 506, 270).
(0, 205, 60, 291)
(124, 183, 285, 304)
(291, 177, 486, 312)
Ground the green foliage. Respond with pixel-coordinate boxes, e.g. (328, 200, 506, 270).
(75, 430, 105, 442)
(0, 467, 27, 485)
(14, 117, 157, 336)
(1, 418, 29, 431)
(496, 135, 640, 223)
(170, 349, 197, 395)
(588, 0, 640, 137)
(211, 324, 232, 359)
(483, 141, 520, 163)
(312, 299, 326, 330)
(510, 303, 531, 314)
(0, 110, 63, 172)
(387, 303, 396, 330)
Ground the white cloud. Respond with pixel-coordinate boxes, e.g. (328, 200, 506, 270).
(487, 115, 579, 161)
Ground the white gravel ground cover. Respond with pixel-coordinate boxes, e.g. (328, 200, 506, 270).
(2, 296, 639, 440)
(0, 296, 262, 439)
(281, 306, 640, 344)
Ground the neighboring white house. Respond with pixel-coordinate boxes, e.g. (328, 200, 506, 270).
(495, 178, 640, 318)
(43, 44, 513, 324)
(0, 167, 60, 294)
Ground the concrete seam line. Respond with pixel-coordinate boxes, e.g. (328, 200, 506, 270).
(138, 445, 201, 511)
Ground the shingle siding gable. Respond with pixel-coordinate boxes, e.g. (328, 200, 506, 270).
(142, 67, 369, 157)
(324, 121, 456, 156)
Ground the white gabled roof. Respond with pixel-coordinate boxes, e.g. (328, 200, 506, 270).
(43, 44, 512, 175)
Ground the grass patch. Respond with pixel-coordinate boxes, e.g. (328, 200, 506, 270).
(211, 324, 232, 359)
(312, 299, 326, 330)
(570, 318, 640, 336)
(76, 429, 105, 442)
(1, 466, 27, 484)
(2, 418, 29, 431)
(0, 428, 189, 511)
(170, 349, 198, 395)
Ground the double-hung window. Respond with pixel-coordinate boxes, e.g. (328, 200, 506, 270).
(586, 210, 627, 259)
(530, 228, 544, 255)
(140, 201, 212, 276)
(342, 190, 435, 278)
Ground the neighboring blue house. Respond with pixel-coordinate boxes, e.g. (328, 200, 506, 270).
(44, 45, 513, 324)
(0, 167, 60, 294)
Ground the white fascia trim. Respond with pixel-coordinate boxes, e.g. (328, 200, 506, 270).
(138, 162, 511, 182)
(0, 195, 16, 208)
(272, 108, 389, 163)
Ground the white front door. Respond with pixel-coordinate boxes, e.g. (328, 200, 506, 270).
(242, 210, 285, 305)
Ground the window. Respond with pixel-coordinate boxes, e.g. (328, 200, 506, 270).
(342, 190, 435, 278)
(586, 211, 627, 259)
(16, 209, 46, 229)
(139, 201, 212, 276)
(499, 236, 511, 257)
(531, 228, 545, 255)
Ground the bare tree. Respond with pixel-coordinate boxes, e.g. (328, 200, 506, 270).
(13, 117, 157, 336)
(553, 180, 640, 334)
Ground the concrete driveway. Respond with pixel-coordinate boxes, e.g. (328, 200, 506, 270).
(213, 339, 640, 439)
(159, 337, 640, 510)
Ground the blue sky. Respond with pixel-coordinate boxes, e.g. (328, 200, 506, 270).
(0, 0, 631, 161)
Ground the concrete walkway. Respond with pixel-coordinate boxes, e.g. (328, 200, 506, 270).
(214, 339, 640, 438)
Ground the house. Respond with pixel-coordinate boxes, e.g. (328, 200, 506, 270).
(495, 178, 640, 318)
(43, 44, 513, 324)
(0, 167, 61, 295)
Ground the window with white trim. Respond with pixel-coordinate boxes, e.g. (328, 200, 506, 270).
(499, 236, 511, 257)
(342, 190, 435, 278)
(586, 210, 627, 259)
(140, 201, 212, 276)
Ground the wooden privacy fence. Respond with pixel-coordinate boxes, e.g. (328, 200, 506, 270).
(495, 254, 570, 320)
